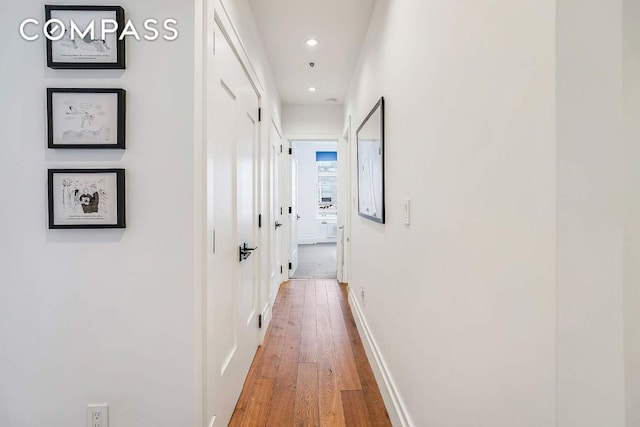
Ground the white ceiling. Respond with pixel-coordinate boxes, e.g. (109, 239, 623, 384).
(248, 0, 377, 105)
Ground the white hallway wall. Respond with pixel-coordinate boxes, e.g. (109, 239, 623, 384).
(0, 1, 196, 426)
(0, 0, 282, 426)
(283, 104, 343, 136)
(556, 0, 625, 424)
(345, 0, 630, 425)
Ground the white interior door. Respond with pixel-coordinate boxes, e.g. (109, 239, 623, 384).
(205, 19, 260, 426)
(236, 89, 259, 343)
(289, 158, 299, 276)
(269, 124, 282, 301)
(337, 120, 351, 283)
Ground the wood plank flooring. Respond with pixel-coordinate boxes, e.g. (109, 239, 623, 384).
(229, 279, 392, 427)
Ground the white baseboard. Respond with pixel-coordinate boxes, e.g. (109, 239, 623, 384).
(347, 286, 413, 427)
(298, 235, 320, 245)
(298, 236, 337, 245)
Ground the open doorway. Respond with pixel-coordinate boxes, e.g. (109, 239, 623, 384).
(290, 140, 339, 279)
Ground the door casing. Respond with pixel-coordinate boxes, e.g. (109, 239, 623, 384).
(199, 6, 268, 426)
(281, 134, 347, 282)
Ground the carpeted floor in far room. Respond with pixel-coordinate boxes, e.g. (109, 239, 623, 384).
(291, 243, 337, 279)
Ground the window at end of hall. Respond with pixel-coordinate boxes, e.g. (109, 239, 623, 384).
(316, 151, 337, 217)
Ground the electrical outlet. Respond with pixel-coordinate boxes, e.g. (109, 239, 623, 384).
(91, 411, 102, 427)
(87, 404, 108, 427)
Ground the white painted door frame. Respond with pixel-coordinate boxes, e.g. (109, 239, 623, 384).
(205, 17, 261, 426)
(337, 117, 352, 283)
(196, 2, 270, 426)
(193, 0, 205, 424)
(279, 139, 291, 282)
(281, 133, 345, 281)
(266, 119, 283, 317)
(290, 157, 299, 275)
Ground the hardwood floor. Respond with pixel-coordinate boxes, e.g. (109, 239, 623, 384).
(229, 279, 392, 426)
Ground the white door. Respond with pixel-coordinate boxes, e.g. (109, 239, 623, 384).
(337, 120, 351, 283)
(205, 19, 260, 426)
(289, 158, 299, 276)
(269, 124, 282, 301)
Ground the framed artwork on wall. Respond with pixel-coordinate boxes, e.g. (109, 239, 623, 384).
(45, 5, 126, 69)
(48, 169, 126, 229)
(356, 97, 385, 224)
(47, 88, 126, 149)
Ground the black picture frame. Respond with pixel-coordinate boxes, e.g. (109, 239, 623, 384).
(47, 88, 126, 149)
(45, 5, 126, 69)
(48, 168, 126, 229)
(356, 97, 385, 224)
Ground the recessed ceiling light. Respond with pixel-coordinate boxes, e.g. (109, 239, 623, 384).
(326, 98, 338, 103)
(306, 38, 318, 47)
(308, 86, 317, 92)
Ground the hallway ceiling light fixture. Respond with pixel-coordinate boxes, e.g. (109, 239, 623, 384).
(305, 38, 318, 47)
(308, 86, 317, 92)
(326, 98, 337, 103)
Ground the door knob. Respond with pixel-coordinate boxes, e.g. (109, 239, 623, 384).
(297, 214, 301, 220)
(275, 221, 283, 229)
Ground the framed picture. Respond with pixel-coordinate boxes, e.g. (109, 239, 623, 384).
(356, 97, 385, 223)
(45, 5, 126, 69)
(48, 169, 126, 229)
(47, 88, 126, 149)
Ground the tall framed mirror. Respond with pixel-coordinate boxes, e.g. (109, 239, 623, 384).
(356, 97, 385, 223)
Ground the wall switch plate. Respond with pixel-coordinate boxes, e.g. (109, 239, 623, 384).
(87, 404, 108, 427)
(403, 199, 411, 225)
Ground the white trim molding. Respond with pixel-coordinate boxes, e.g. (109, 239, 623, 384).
(297, 236, 337, 245)
(347, 285, 414, 427)
(285, 133, 341, 142)
(217, 0, 265, 95)
(214, 1, 265, 103)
